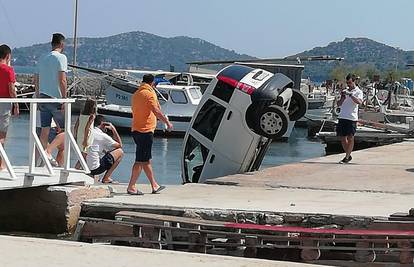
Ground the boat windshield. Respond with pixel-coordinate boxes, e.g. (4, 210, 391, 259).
(170, 90, 188, 104)
(189, 88, 202, 99)
(183, 135, 209, 183)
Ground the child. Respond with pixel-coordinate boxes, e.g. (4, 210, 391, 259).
(0, 44, 19, 169)
(74, 98, 96, 169)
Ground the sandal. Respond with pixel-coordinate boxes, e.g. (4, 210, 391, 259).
(152, 185, 166, 194)
(101, 178, 119, 184)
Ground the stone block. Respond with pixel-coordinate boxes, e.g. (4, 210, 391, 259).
(0, 185, 111, 234)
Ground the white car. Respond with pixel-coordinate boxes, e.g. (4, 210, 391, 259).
(181, 64, 307, 183)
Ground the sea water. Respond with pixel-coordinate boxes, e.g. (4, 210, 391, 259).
(5, 114, 325, 185)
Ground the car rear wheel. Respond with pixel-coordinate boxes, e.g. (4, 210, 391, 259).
(288, 90, 308, 121)
(256, 105, 289, 139)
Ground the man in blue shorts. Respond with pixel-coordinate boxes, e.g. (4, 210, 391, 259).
(336, 74, 363, 163)
(34, 33, 68, 151)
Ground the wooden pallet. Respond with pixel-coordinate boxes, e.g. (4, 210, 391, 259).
(74, 211, 414, 264)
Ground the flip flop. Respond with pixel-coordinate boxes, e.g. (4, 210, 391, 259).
(152, 185, 166, 194)
(127, 189, 144, 196)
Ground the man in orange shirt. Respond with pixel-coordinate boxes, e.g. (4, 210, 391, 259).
(127, 74, 172, 195)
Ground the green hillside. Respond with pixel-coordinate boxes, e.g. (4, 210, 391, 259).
(296, 37, 414, 81)
(12, 33, 414, 82)
(12, 31, 253, 71)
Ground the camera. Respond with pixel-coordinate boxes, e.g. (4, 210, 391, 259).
(102, 122, 113, 136)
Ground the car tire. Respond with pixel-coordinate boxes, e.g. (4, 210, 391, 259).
(288, 90, 308, 121)
(333, 106, 341, 117)
(255, 105, 289, 139)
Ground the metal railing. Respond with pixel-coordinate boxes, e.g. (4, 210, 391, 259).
(0, 98, 90, 180)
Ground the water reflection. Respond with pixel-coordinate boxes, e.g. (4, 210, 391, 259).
(5, 115, 324, 185)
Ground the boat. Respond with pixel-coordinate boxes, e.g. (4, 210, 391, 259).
(296, 79, 335, 126)
(98, 79, 203, 134)
(15, 81, 35, 111)
(113, 69, 215, 93)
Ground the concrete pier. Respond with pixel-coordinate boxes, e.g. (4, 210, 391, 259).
(82, 141, 414, 226)
(0, 235, 321, 267)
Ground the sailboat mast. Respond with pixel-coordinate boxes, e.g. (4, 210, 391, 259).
(72, 0, 79, 95)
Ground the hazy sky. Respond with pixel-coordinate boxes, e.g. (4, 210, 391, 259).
(1, 0, 413, 57)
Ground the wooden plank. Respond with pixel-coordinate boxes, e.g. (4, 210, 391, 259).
(164, 222, 174, 249)
(78, 217, 414, 256)
(141, 226, 161, 249)
(398, 240, 413, 264)
(300, 236, 321, 261)
(188, 231, 207, 253)
(244, 236, 258, 258)
(81, 220, 134, 238)
(354, 240, 376, 263)
(81, 217, 414, 245)
(358, 119, 413, 134)
(224, 223, 414, 237)
(388, 213, 414, 221)
(116, 211, 227, 227)
(369, 220, 414, 230)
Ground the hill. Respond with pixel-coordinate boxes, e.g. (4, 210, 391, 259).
(12, 31, 253, 71)
(296, 37, 414, 81)
(12, 33, 414, 81)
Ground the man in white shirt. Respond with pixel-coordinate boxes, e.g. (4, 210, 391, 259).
(336, 74, 363, 163)
(86, 115, 123, 183)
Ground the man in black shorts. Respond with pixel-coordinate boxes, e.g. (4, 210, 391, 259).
(127, 74, 172, 195)
(86, 115, 123, 183)
(336, 74, 363, 163)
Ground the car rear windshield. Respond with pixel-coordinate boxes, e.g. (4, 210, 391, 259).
(212, 80, 235, 103)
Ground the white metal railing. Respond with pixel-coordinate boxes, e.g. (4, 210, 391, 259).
(0, 98, 90, 180)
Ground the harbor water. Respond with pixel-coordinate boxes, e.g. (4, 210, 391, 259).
(6, 114, 325, 185)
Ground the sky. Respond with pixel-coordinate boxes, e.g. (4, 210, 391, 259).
(0, 0, 413, 58)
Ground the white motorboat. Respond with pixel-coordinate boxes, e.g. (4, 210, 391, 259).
(98, 81, 202, 134)
(296, 79, 335, 125)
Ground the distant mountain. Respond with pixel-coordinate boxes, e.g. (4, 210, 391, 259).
(12, 31, 253, 71)
(295, 37, 414, 81)
(12, 33, 414, 82)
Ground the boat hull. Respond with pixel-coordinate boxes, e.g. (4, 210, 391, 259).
(97, 105, 192, 134)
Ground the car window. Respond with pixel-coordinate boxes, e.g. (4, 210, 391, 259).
(183, 135, 210, 183)
(189, 88, 201, 99)
(192, 99, 225, 141)
(170, 90, 188, 104)
(212, 80, 235, 103)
